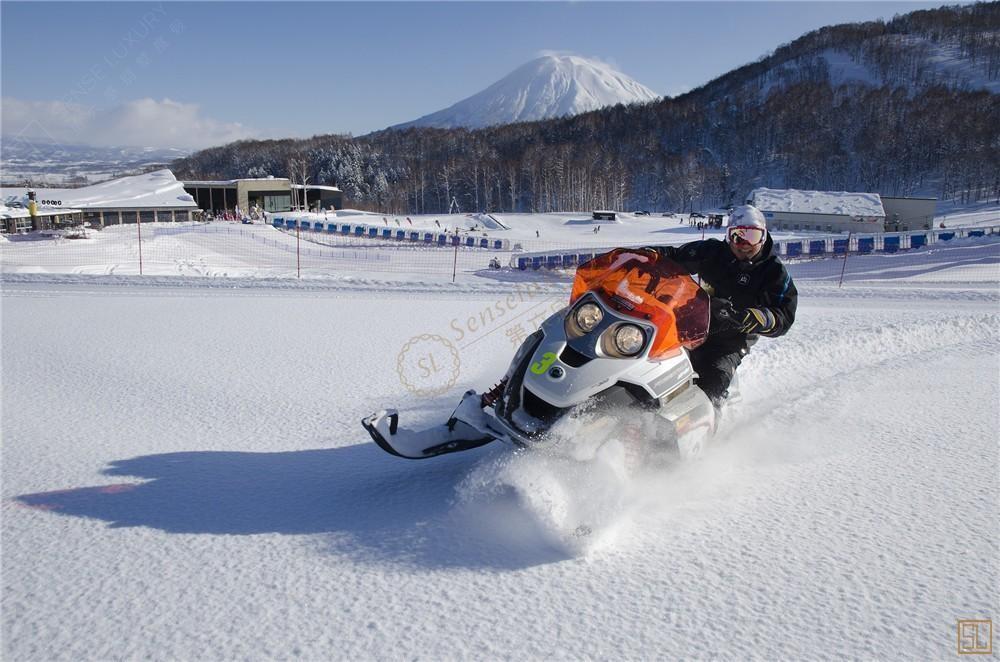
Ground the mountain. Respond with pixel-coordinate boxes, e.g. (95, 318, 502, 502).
(0, 136, 188, 187)
(698, 17, 1000, 102)
(175, 3, 1000, 212)
(394, 54, 659, 129)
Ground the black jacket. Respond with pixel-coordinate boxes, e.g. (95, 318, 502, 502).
(652, 235, 797, 346)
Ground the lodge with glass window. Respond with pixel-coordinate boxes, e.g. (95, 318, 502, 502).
(182, 178, 343, 214)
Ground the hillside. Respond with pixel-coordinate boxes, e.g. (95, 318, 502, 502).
(174, 3, 1000, 213)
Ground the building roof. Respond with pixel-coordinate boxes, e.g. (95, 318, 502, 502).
(0, 204, 82, 220)
(292, 184, 342, 192)
(181, 179, 341, 193)
(183, 176, 291, 186)
(750, 187, 885, 218)
(0, 169, 197, 210)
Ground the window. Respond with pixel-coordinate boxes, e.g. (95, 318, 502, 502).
(263, 194, 291, 212)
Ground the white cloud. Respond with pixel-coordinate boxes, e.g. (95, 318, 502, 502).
(1, 97, 256, 150)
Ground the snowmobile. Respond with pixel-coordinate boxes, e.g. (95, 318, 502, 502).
(362, 247, 719, 461)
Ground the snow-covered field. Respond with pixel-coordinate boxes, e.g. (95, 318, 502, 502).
(2, 222, 999, 659)
(3, 205, 998, 284)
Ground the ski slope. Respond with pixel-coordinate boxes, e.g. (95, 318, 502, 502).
(2, 234, 999, 659)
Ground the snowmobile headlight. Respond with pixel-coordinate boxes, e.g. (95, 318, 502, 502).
(574, 303, 604, 333)
(613, 324, 646, 356)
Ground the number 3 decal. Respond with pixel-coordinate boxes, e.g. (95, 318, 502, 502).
(530, 352, 558, 375)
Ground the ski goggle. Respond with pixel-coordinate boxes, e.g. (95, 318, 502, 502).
(727, 225, 766, 247)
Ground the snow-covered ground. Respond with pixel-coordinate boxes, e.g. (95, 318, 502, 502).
(276, 209, 735, 245)
(2, 217, 999, 659)
(935, 200, 1000, 227)
(3, 205, 998, 283)
(0, 214, 770, 281)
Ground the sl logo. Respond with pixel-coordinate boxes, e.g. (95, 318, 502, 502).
(530, 352, 558, 375)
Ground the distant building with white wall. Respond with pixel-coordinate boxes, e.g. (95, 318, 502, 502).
(747, 187, 886, 233)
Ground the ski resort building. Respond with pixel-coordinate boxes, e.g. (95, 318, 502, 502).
(293, 184, 343, 212)
(181, 178, 343, 214)
(0, 169, 199, 229)
(1, 170, 347, 233)
(881, 196, 937, 231)
(747, 188, 886, 233)
(0, 202, 83, 234)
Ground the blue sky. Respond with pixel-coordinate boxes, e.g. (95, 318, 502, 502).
(1, 1, 950, 148)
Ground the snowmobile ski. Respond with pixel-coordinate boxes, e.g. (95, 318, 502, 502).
(361, 391, 499, 459)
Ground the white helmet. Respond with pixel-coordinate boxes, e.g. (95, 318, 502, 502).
(729, 204, 766, 229)
(727, 205, 767, 246)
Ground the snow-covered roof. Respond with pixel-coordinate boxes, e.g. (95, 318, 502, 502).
(750, 187, 885, 218)
(0, 169, 197, 210)
(181, 179, 340, 192)
(183, 177, 290, 186)
(0, 204, 81, 219)
(292, 184, 342, 192)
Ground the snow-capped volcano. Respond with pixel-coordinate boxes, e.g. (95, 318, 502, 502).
(394, 54, 659, 130)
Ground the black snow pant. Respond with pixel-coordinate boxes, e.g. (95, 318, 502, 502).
(689, 341, 746, 408)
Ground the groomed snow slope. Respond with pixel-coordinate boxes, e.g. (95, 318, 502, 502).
(3, 257, 998, 659)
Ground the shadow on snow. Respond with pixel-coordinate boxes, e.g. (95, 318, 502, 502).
(15, 441, 572, 571)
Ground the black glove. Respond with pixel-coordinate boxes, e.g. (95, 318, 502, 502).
(645, 246, 674, 259)
(709, 297, 742, 335)
(740, 307, 777, 335)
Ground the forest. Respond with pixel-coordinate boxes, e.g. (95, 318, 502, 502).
(173, 3, 1000, 214)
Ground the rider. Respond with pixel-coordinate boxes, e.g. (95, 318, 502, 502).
(649, 204, 797, 408)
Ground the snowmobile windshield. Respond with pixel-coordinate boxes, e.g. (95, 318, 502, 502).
(570, 248, 710, 359)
